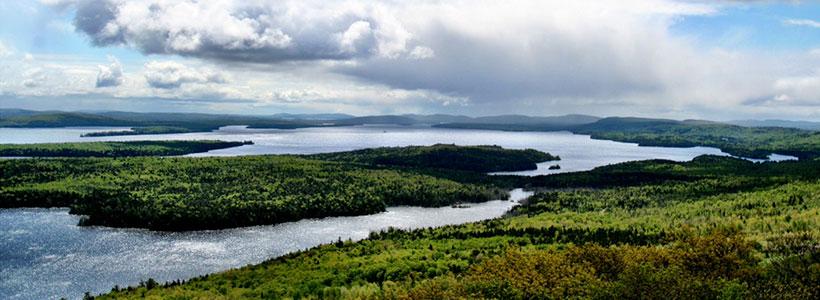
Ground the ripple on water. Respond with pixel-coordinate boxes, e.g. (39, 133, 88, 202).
(0, 190, 530, 300)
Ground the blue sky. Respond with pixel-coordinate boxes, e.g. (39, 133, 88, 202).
(1, 0, 819, 120)
(672, 2, 820, 51)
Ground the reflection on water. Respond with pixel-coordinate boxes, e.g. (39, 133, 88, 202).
(0, 190, 530, 300)
(0, 125, 772, 175)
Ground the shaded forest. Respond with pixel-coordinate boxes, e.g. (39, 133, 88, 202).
(0, 140, 251, 157)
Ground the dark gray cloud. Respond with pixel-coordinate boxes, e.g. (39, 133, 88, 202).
(74, 0, 122, 46)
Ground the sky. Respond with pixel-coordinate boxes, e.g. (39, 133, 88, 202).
(1, 0, 819, 120)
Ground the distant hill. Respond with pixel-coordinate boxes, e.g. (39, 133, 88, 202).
(472, 114, 600, 125)
(0, 112, 133, 127)
(730, 119, 820, 131)
(573, 117, 820, 160)
(433, 114, 601, 131)
(574, 117, 684, 132)
(401, 114, 475, 124)
(0, 110, 333, 130)
(0, 109, 602, 130)
(270, 113, 354, 121)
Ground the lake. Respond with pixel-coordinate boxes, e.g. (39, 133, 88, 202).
(1, 190, 527, 300)
(0, 126, 795, 299)
(1, 125, 789, 175)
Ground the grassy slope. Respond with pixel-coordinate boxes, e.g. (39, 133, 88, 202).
(97, 156, 820, 299)
(0, 140, 250, 157)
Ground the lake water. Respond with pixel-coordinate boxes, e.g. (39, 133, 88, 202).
(1, 190, 527, 300)
(1, 125, 791, 175)
(0, 126, 796, 299)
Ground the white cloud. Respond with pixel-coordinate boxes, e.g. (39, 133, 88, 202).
(69, 0, 418, 62)
(21, 0, 820, 119)
(96, 56, 123, 87)
(771, 71, 820, 106)
(784, 18, 820, 28)
(408, 46, 434, 60)
(143, 61, 227, 89)
(0, 41, 12, 58)
(21, 68, 46, 88)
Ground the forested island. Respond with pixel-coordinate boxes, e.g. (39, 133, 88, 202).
(0, 140, 251, 157)
(93, 155, 819, 299)
(0, 144, 561, 230)
(80, 126, 196, 137)
(307, 144, 558, 172)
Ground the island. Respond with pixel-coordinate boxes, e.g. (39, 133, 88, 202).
(0, 145, 560, 230)
(80, 126, 196, 137)
(307, 144, 559, 172)
(0, 140, 252, 157)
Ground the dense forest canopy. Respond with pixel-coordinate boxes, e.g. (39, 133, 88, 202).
(94, 155, 819, 299)
(0, 156, 507, 230)
(79, 126, 196, 137)
(307, 144, 558, 172)
(0, 140, 251, 157)
(3, 111, 820, 298)
(0, 145, 542, 230)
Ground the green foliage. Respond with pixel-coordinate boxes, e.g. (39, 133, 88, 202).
(308, 143, 558, 172)
(0, 111, 335, 132)
(0, 140, 250, 157)
(80, 126, 195, 137)
(0, 155, 505, 230)
(576, 117, 820, 160)
(0, 112, 132, 127)
(439, 116, 820, 160)
(95, 157, 820, 299)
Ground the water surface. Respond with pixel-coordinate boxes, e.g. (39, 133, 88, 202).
(1, 190, 528, 300)
(0, 125, 775, 175)
(0, 126, 796, 299)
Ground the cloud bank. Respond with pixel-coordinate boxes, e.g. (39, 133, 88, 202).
(17, 0, 820, 119)
(70, 0, 417, 62)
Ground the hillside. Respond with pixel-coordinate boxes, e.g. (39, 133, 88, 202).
(95, 155, 820, 299)
(574, 117, 820, 160)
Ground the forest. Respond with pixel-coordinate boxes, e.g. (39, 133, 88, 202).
(574, 117, 820, 160)
(92, 155, 819, 299)
(0, 140, 251, 157)
(5, 110, 818, 161)
(437, 117, 820, 160)
(307, 144, 558, 172)
(0, 144, 553, 230)
(80, 126, 196, 137)
(0, 110, 334, 132)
